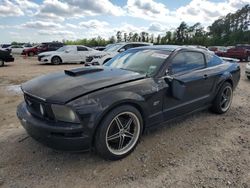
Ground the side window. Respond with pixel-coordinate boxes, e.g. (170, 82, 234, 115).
(133, 44, 147, 48)
(48, 44, 53, 48)
(123, 44, 133, 50)
(171, 52, 205, 74)
(77, 46, 88, 51)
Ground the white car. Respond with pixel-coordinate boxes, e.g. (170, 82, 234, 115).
(246, 62, 250, 79)
(86, 42, 152, 65)
(8, 45, 29, 54)
(38, 45, 98, 65)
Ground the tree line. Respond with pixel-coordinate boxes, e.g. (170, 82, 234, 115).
(64, 4, 249, 47)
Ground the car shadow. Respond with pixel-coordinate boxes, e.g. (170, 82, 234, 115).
(0, 107, 241, 187)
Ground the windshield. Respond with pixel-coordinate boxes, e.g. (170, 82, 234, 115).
(103, 44, 123, 52)
(105, 49, 171, 76)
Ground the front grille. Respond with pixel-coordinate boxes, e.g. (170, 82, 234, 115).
(24, 94, 55, 121)
(86, 56, 93, 62)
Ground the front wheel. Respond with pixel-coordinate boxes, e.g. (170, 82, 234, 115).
(247, 76, 250, 80)
(0, 59, 4, 67)
(95, 105, 143, 160)
(211, 82, 233, 114)
(51, 56, 62, 65)
(28, 52, 34, 56)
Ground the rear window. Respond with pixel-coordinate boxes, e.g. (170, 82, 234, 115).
(77, 46, 88, 51)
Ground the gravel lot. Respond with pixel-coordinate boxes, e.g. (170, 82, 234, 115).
(0, 56, 249, 188)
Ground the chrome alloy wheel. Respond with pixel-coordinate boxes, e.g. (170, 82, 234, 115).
(220, 86, 233, 112)
(105, 112, 141, 155)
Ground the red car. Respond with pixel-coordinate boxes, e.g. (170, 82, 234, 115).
(22, 45, 39, 56)
(214, 45, 250, 62)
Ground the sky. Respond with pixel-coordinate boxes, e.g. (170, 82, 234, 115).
(0, 0, 249, 43)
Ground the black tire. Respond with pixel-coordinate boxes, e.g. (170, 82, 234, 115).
(28, 52, 34, 56)
(0, 59, 4, 67)
(95, 105, 143, 160)
(211, 82, 233, 114)
(51, 56, 62, 65)
(247, 76, 250, 80)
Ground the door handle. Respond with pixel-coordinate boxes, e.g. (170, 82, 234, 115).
(203, 74, 208, 79)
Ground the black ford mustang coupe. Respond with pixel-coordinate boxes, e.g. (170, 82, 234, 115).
(17, 46, 240, 160)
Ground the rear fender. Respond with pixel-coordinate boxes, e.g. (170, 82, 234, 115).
(214, 71, 233, 95)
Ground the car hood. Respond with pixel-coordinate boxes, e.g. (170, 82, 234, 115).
(21, 66, 145, 104)
(88, 51, 117, 57)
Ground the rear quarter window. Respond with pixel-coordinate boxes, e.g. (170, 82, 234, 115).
(206, 54, 222, 67)
(77, 46, 88, 51)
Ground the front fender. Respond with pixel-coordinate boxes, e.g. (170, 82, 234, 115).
(69, 90, 149, 130)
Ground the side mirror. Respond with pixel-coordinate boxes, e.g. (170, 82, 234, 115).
(171, 79, 186, 100)
(163, 69, 173, 82)
(65, 50, 70, 53)
(163, 75, 186, 100)
(119, 48, 125, 53)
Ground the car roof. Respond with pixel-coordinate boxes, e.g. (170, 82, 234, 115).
(41, 42, 63, 44)
(132, 45, 181, 51)
(115, 42, 152, 45)
(133, 45, 211, 53)
(64, 45, 93, 49)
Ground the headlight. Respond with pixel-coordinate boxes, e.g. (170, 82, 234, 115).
(93, 55, 106, 59)
(40, 55, 51, 58)
(40, 104, 45, 116)
(51, 104, 80, 123)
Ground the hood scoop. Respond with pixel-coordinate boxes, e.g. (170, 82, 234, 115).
(64, 67, 104, 76)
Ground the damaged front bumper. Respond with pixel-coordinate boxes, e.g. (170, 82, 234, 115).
(16, 102, 91, 151)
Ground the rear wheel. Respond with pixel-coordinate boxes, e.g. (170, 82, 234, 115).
(51, 56, 62, 65)
(95, 105, 143, 160)
(28, 52, 34, 56)
(0, 59, 4, 67)
(211, 82, 233, 114)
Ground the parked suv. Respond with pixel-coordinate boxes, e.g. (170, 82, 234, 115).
(86, 42, 152, 65)
(37, 42, 64, 54)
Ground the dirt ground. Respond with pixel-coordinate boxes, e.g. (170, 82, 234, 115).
(0, 55, 249, 188)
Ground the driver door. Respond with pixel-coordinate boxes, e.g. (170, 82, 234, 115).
(162, 51, 214, 121)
